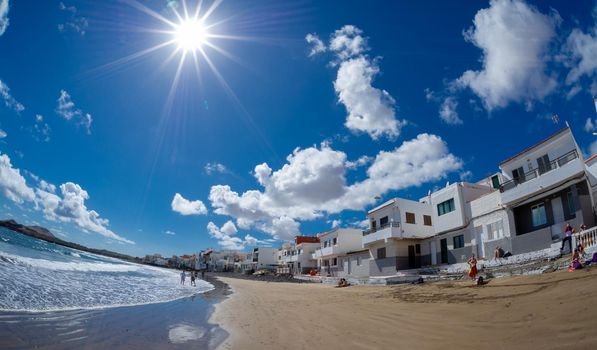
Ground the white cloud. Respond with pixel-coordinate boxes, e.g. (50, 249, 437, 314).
(209, 134, 462, 239)
(171, 193, 207, 216)
(585, 118, 597, 133)
(0, 153, 36, 204)
(206, 221, 265, 250)
(459, 170, 473, 182)
(562, 8, 597, 96)
(58, 2, 88, 35)
(165, 230, 175, 235)
(204, 162, 228, 175)
(56, 90, 93, 134)
(439, 97, 463, 125)
(0, 79, 25, 113)
(329, 25, 368, 61)
(454, 0, 559, 111)
(35, 182, 134, 244)
(0, 129, 6, 139)
(307, 25, 405, 140)
(33, 114, 51, 142)
(0, 153, 132, 244)
(331, 219, 341, 228)
(345, 155, 372, 170)
(305, 33, 326, 56)
(335, 57, 405, 139)
(0, 0, 9, 36)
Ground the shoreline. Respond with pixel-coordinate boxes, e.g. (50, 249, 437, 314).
(210, 268, 597, 350)
(0, 276, 231, 350)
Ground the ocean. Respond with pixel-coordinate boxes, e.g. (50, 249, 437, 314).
(0, 226, 213, 312)
(0, 226, 227, 349)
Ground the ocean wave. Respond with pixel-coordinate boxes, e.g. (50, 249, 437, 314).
(0, 252, 141, 272)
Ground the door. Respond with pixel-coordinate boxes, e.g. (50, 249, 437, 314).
(347, 257, 351, 275)
(408, 245, 416, 268)
(430, 241, 437, 265)
(475, 226, 485, 259)
(440, 238, 448, 264)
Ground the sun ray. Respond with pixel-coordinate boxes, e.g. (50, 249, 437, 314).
(123, 0, 178, 29)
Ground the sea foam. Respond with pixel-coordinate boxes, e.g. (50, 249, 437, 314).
(0, 227, 212, 312)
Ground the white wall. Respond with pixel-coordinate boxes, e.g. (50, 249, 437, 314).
(500, 129, 580, 180)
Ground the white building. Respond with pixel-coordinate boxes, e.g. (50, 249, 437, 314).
(241, 247, 278, 273)
(364, 126, 596, 273)
(277, 236, 320, 274)
(312, 228, 363, 276)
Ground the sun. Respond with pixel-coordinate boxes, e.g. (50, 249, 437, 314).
(174, 19, 208, 52)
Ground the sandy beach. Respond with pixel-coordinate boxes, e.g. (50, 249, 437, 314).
(211, 268, 597, 350)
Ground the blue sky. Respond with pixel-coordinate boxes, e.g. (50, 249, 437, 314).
(1, 0, 597, 257)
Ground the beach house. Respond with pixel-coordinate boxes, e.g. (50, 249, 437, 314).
(312, 228, 363, 276)
(364, 126, 595, 271)
(363, 198, 436, 275)
(241, 247, 278, 273)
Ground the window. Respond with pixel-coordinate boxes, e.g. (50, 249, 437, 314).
(405, 212, 416, 224)
(380, 216, 389, 227)
(512, 167, 525, 183)
(537, 154, 551, 174)
(332, 237, 337, 245)
(377, 247, 386, 259)
(531, 203, 547, 227)
(453, 235, 465, 249)
(423, 215, 432, 226)
(415, 244, 421, 254)
(437, 198, 455, 216)
(486, 220, 504, 241)
(491, 175, 500, 189)
(567, 192, 575, 214)
(356, 256, 361, 266)
(332, 258, 337, 266)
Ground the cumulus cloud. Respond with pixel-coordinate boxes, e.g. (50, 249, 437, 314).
(209, 134, 462, 239)
(165, 230, 175, 235)
(0, 0, 9, 36)
(439, 97, 463, 125)
(204, 162, 228, 175)
(0, 129, 6, 139)
(305, 33, 326, 56)
(58, 2, 88, 35)
(0, 153, 36, 204)
(0, 153, 132, 243)
(35, 182, 134, 244)
(0, 79, 25, 113)
(453, 0, 559, 111)
(56, 90, 93, 134)
(171, 193, 207, 216)
(206, 221, 268, 250)
(345, 155, 372, 170)
(563, 9, 597, 96)
(306, 25, 405, 140)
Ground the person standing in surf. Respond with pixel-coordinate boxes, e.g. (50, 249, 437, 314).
(180, 270, 186, 285)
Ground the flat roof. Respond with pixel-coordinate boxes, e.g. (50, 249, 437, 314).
(499, 127, 570, 166)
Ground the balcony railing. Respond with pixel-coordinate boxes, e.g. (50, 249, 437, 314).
(499, 150, 579, 193)
(362, 221, 400, 236)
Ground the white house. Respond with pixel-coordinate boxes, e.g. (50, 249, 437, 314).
(363, 198, 435, 276)
(242, 247, 278, 273)
(277, 236, 321, 275)
(312, 228, 363, 276)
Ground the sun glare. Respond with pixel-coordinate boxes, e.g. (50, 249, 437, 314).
(174, 19, 207, 51)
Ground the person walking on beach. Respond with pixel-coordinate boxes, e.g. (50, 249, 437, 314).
(561, 223, 574, 254)
(180, 270, 186, 285)
(191, 271, 196, 287)
(468, 254, 478, 281)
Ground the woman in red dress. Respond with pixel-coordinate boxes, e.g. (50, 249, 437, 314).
(468, 255, 478, 280)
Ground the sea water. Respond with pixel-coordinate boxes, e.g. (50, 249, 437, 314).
(0, 227, 213, 312)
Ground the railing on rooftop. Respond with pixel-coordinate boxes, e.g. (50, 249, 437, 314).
(362, 221, 400, 236)
(499, 150, 579, 193)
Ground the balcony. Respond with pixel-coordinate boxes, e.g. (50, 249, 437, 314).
(362, 222, 401, 246)
(499, 150, 584, 204)
(312, 245, 341, 259)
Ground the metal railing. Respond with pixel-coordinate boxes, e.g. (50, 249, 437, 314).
(362, 221, 400, 236)
(499, 150, 579, 193)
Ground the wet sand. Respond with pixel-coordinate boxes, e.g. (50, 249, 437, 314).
(0, 277, 229, 350)
(211, 268, 597, 350)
